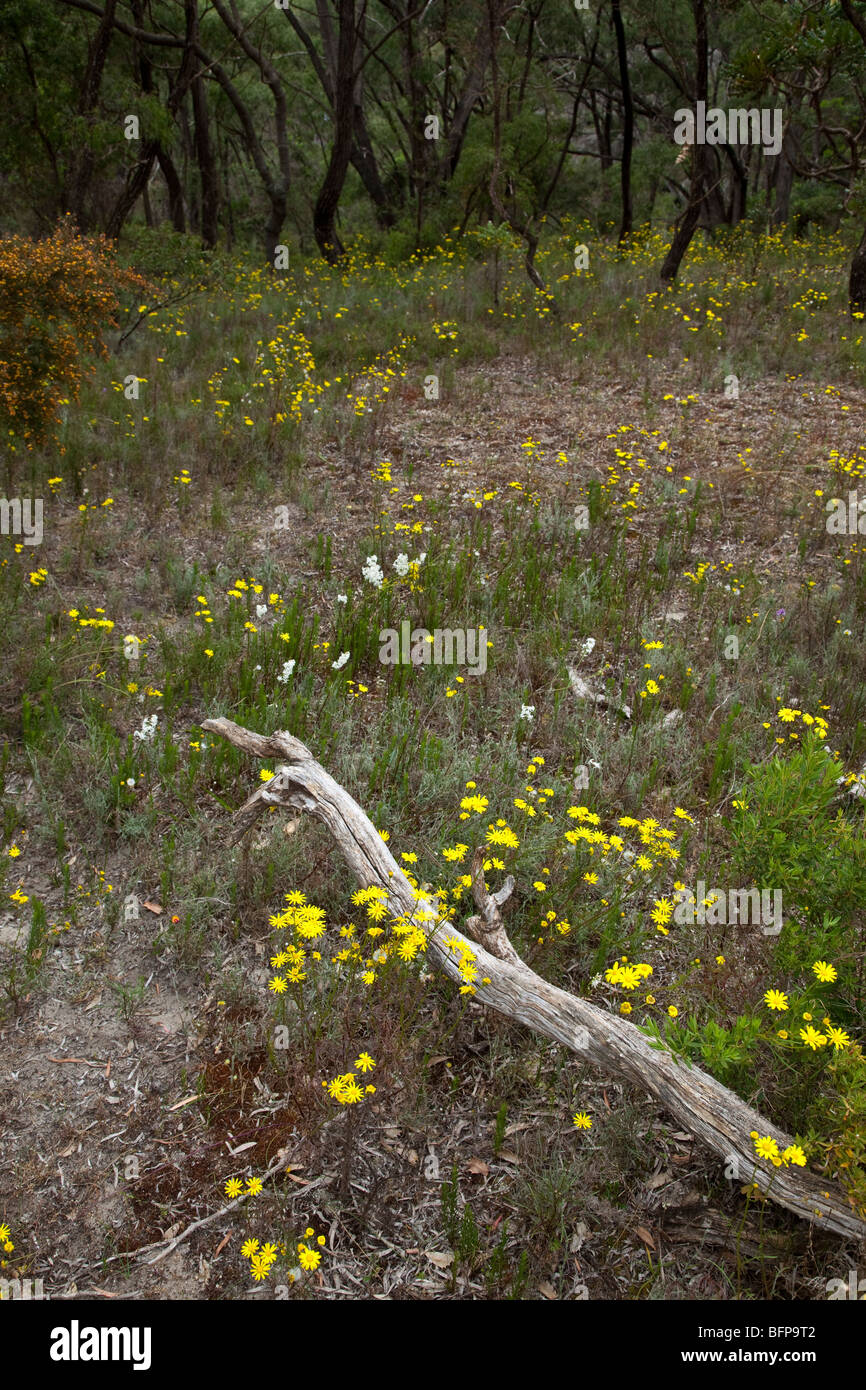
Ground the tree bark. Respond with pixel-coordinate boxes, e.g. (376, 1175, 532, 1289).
(200, 715, 866, 1244)
(660, 0, 708, 283)
(65, 0, 118, 228)
(838, 1, 866, 311)
(157, 145, 186, 232)
(313, 0, 357, 263)
(187, 0, 219, 248)
(211, 0, 291, 265)
(611, 0, 633, 242)
(850, 224, 866, 317)
(104, 0, 197, 239)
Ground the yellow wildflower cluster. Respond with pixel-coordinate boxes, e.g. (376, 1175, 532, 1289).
(751, 1133, 807, 1168)
(604, 958, 653, 991)
(325, 1054, 377, 1105)
(441, 933, 481, 994)
(565, 805, 682, 870)
(240, 1235, 281, 1282)
(769, 705, 830, 744)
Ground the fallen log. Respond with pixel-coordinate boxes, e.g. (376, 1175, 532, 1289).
(202, 715, 866, 1243)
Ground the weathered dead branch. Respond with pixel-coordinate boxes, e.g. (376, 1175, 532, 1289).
(201, 716, 866, 1243)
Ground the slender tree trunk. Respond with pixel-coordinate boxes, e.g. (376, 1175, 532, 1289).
(184, 0, 219, 248)
(313, 0, 357, 263)
(611, 0, 633, 242)
(105, 138, 160, 238)
(222, 135, 235, 251)
(837, 3, 866, 309)
(850, 224, 866, 316)
(65, 0, 118, 228)
(589, 90, 611, 171)
(446, 19, 495, 176)
(724, 145, 747, 226)
(190, 75, 218, 245)
(487, 0, 546, 294)
(157, 145, 186, 231)
(660, 0, 708, 283)
(211, 0, 291, 265)
(105, 0, 197, 239)
(351, 105, 397, 227)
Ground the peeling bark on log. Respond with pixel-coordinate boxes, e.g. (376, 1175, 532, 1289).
(201, 716, 866, 1243)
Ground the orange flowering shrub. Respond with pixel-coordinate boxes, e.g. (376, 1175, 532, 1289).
(0, 217, 148, 449)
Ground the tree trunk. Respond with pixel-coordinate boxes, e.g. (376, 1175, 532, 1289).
(157, 144, 186, 232)
(850, 223, 866, 316)
(188, 1, 219, 248)
(724, 144, 748, 226)
(351, 105, 398, 226)
(313, 0, 357, 263)
(660, 0, 708, 283)
(837, 3, 866, 306)
(200, 715, 866, 1244)
(211, 0, 291, 266)
(104, 0, 197, 240)
(65, 0, 118, 229)
(264, 188, 289, 268)
(769, 120, 795, 227)
(611, 0, 633, 242)
(105, 138, 160, 238)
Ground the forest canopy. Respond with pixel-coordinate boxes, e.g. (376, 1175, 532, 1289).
(3, 0, 866, 296)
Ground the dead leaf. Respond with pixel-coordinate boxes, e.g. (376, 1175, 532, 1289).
(570, 1222, 589, 1252)
(646, 1169, 673, 1190)
(142, 900, 163, 915)
(635, 1226, 656, 1249)
(498, 1150, 520, 1165)
(538, 1282, 557, 1299)
(466, 1158, 489, 1176)
(168, 1094, 199, 1111)
(425, 1251, 454, 1269)
(426, 1055, 451, 1067)
(214, 1230, 232, 1257)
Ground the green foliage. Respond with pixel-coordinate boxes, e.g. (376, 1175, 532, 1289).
(729, 736, 866, 973)
(639, 1013, 762, 1093)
